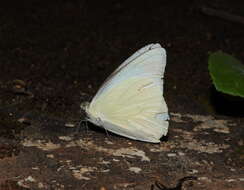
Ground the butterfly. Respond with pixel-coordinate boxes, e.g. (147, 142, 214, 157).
(81, 43, 169, 143)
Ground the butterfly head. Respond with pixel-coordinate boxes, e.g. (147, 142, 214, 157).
(80, 101, 89, 111)
(80, 101, 103, 126)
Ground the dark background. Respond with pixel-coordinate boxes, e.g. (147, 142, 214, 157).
(0, 0, 244, 189)
(0, 0, 243, 116)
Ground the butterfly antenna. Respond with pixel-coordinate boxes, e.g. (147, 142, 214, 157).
(88, 95, 93, 102)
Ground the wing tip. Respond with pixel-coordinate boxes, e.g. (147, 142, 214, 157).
(151, 43, 161, 48)
(149, 43, 166, 56)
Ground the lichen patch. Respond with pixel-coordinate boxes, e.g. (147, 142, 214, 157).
(22, 139, 61, 151)
(66, 139, 150, 161)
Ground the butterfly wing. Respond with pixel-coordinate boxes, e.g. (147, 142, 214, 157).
(86, 43, 169, 143)
(91, 43, 164, 102)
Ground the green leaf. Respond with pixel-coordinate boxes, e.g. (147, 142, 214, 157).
(208, 51, 244, 98)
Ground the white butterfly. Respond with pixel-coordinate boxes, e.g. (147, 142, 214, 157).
(81, 43, 169, 143)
